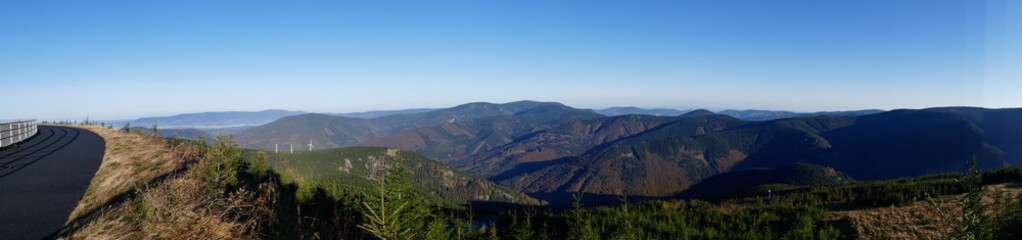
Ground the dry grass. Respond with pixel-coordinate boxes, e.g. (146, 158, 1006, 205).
(69, 167, 268, 239)
(834, 200, 954, 239)
(60, 124, 195, 222)
(55, 124, 272, 240)
(832, 183, 1022, 239)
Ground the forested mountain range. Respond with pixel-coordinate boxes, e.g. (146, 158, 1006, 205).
(487, 107, 1019, 200)
(105, 104, 879, 132)
(233, 101, 556, 149)
(142, 102, 1022, 205)
(348, 105, 1020, 203)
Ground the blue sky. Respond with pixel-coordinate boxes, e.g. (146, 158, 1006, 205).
(1, 1, 1019, 120)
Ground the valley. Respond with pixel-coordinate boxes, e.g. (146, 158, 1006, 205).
(128, 101, 1022, 208)
(245, 146, 537, 207)
(54, 101, 1022, 239)
(12, 1, 1020, 238)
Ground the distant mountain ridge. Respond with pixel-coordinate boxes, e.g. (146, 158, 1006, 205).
(717, 109, 883, 121)
(331, 108, 437, 119)
(103, 104, 884, 131)
(110, 109, 306, 129)
(595, 107, 691, 116)
(234, 101, 564, 149)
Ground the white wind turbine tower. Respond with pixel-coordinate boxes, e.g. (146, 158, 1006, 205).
(308, 140, 314, 151)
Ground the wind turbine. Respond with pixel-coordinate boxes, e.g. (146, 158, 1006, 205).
(308, 140, 314, 151)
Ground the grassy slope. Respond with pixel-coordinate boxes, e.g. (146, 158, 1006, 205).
(62, 124, 194, 223)
(59, 125, 267, 239)
(831, 182, 1021, 239)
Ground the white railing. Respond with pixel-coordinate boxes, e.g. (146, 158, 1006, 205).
(0, 119, 38, 148)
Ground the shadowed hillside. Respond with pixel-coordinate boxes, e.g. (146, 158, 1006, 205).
(681, 163, 854, 200)
(733, 108, 1012, 180)
(486, 108, 1021, 202)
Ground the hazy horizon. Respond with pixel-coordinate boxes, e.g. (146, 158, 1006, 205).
(20, 100, 1011, 122)
(2, 1, 1019, 120)
(41, 100, 968, 123)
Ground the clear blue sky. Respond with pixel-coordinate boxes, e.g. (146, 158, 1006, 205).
(1, 1, 1019, 120)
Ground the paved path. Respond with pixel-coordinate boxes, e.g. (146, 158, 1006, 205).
(0, 126, 104, 240)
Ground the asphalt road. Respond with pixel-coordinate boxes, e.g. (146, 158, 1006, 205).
(0, 126, 104, 240)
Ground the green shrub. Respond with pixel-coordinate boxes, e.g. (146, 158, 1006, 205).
(196, 135, 243, 195)
(994, 191, 1022, 240)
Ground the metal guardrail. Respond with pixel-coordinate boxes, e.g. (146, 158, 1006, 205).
(0, 119, 38, 148)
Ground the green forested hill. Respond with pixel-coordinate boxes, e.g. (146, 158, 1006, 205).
(461, 112, 746, 179)
(453, 114, 683, 178)
(930, 107, 1022, 166)
(734, 108, 1011, 180)
(234, 101, 558, 149)
(357, 103, 603, 166)
(236, 113, 386, 149)
(489, 114, 839, 197)
(247, 146, 537, 206)
(368, 100, 551, 131)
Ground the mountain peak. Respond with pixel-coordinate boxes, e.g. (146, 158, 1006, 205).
(681, 109, 715, 118)
(514, 102, 589, 116)
(284, 112, 340, 120)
